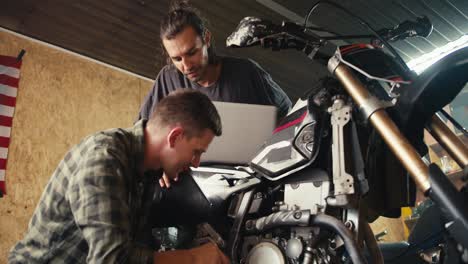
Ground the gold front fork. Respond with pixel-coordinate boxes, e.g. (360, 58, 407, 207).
(330, 60, 431, 193)
(426, 115, 468, 169)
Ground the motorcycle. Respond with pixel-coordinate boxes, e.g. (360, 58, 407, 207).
(145, 2, 468, 263)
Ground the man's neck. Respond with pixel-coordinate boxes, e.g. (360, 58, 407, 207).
(142, 126, 162, 172)
(197, 61, 222, 87)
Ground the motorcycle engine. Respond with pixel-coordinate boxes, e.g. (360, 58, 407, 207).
(239, 172, 336, 264)
(241, 230, 311, 264)
(241, 226, 343, 264)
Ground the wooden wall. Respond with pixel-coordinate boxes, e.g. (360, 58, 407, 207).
(0, 30, 153, 262)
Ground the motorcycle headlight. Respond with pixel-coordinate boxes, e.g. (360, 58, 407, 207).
(249, 103, 322, 180)
(294, 122, 317, 160)
(250, 121, 320, 180)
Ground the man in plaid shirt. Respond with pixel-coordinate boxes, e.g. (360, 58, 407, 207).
(9, 89, 228, 263)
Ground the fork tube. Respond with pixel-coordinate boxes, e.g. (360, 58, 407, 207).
(426, 115, 468, 169)
(333, 63, 431, 193)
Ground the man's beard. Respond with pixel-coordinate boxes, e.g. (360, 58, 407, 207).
(186, 62, 208, 82)
(187, 72, 201, 82)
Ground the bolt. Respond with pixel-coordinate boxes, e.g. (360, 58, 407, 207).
(293, 211, 302, 219)
(344, 221, 354, 231)
(302, 132, 312, 141)
(291, 183, 300, 189)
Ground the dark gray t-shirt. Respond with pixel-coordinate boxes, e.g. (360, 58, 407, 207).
(137, 56, 292, 120)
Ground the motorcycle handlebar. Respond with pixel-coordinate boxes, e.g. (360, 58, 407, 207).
(377, 16, 433, 42)
(226, 15, 431, 50)
(268, 15, 431, 47)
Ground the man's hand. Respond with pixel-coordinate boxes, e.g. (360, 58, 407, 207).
(159, 172, 178, 188)
(154, 242, 230, 264)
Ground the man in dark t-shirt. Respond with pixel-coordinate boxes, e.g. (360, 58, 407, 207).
(138, 56, 291, 121)
(138, 3, 291, 188)
(137, 3, 291, 122)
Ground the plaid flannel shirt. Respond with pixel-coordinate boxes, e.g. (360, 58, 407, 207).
(9, 120, 155, 263)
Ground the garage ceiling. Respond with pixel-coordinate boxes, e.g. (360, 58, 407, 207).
(1, 0, 467, 100)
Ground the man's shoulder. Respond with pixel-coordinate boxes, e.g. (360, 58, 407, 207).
(158, 64, 181, 77)
(79, 127, 131, 154)
(221, 56, 260, 74)
(222, 56, 256, 67)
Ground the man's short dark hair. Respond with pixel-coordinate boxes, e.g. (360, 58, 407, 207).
(160, 1, 217, 64)
(149, 89, 222, 137)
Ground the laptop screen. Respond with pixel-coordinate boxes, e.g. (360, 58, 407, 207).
(201, 101, 277, 165)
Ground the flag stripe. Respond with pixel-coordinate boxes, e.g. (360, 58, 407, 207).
(0, 105, 15, 117)
(0, 74, 19, 87)
(0, 159, 6, 169)
(0, 84, 18, 97)
(0, 116, 13, 127)
(0, 137, 10, 148)
(0, 65, 20, 78)
(0, 181, 5, 192)
(0, 147, 8, 159)
(0, 125, 11, 138)
(0, 55, 22, 68)
(0, 170, 5, 181)
(0, 94, 16, 107)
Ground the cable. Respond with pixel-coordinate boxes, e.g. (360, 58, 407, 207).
(335, 47, 411, 85)
(303, 2, 322, 28)
(363, 221, 384, 264)
(311, 214, 367, 264)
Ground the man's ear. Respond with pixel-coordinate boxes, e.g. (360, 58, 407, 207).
(167, 126, 184, 148)
(204, 29, 211, 48)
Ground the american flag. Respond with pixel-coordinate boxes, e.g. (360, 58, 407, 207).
(0, 54, 22, 196)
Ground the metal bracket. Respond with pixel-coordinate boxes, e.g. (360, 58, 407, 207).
(359, 96, 393, 121)
(328, 98, 355, 203)
(327, 52, 341, 74)
(306, 46, 319, 60)
(284, 180, 329, 214)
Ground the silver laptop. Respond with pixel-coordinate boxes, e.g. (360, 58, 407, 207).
(201, 101, 277, 165)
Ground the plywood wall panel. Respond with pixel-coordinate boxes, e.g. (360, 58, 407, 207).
(0, 30, 153, 262)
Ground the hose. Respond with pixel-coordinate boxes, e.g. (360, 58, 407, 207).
(310, 214, 367, 264)
(362, 221, 384, 264)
